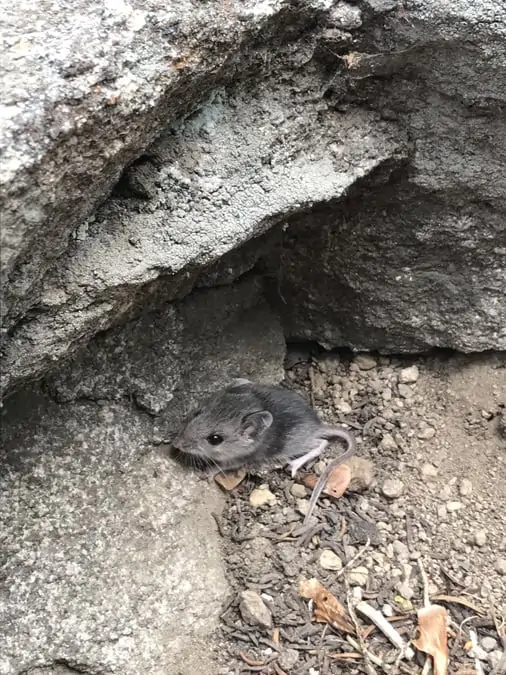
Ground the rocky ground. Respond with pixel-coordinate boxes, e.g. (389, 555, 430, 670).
(209, 349, 506, 675)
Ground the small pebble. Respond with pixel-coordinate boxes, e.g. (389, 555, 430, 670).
(417, 426, 436, 440)
(296, 498, 310, 517)
(437, 505, 448, 520)
(489, 651, 504, 669)
(336, 400, 352, 415)
(471, 645, 488, 661)
(393, 540, 410, 562)
(398, 365, 419, 384)
(278, 648, 299, 670)
(397, 580, 415, 601)
(382, 604, 394, 617)
(421, 463, 439, 481)
(446, 501, 464, 512)
(398, 384, 414, 399)
(319, 549, 343, 571)
(348, 566, 369, 586)
(459, 478, 473, 496)
(382, 479, 404, 499)
(495, 558, 506, 575)
(380, 433, 398, 451)
(474, 529, 487, 547)
(354, 354, 377, 370)
(250, 487, 277, 507)
(481, 637, 498, 652)
(239, 590, 272, 628)
(291, 483, 307, 498)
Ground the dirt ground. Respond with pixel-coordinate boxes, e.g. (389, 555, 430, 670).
(211, 349, 506, 675)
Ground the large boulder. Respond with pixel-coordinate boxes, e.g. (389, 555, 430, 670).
(3, 1, 506, 398)
(0, 278, 285, 674)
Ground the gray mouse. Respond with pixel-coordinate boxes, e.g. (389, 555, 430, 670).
(172, 379, 356, 522)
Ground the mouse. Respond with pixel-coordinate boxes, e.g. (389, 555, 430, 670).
(172, 379, 356, 520)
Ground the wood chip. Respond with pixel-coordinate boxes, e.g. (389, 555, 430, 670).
(214, 467, 247, 491)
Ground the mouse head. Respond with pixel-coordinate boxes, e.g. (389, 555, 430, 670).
(173, 386, 273, 469)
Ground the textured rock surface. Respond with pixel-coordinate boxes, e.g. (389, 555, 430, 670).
(0, 278, 285, 675)
(3, 0, 506, 396)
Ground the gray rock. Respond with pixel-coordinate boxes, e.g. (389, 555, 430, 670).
(3, 0, 506, 399)
(459, 478, 473, 496)
(398, 383, 414, 399)
(354, 354, 377, 370)
(0, 278, 284, 674)
(291, 483, 308, 498)
(239, 591, 272, 629)
(421, 463, 439, 481)
(382, 479, 404, 499)
(380, 433, 398, 451)
(278, 648, 299, 670)
(418, 426, 436, 440)
(0, 392, 227, 675)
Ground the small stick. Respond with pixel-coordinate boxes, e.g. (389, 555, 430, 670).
(469, 628, 486, 675)
(356, 601, 415, 660)
(347, 586, 378, 675)
(346, 636, 391, 672)
(418, 559, 430, 608)
(336, 537, 371, 578)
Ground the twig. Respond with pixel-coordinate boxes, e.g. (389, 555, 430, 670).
(469, 628, 486, 675)
(346, 636, 391, 672)
(356, 601, 415, 660)
(418, 559, 430, 608)
(336, 537, 371, 578)
(347, 585, 377, 675)
(308, 361, 316, 408)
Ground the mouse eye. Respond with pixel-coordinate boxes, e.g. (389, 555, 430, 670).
(207, 434, 224, 446)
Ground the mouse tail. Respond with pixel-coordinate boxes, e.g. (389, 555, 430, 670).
(321, 426, 357, 453)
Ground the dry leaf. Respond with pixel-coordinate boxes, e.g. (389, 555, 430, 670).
(413, 604, 449, 675)
(214, 467, 247, 491)
(301, 464, 351, 500)
(430, 594, 485, 616)
(298, 577, 355, 634)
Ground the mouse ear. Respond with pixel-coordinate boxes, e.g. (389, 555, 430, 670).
(240, 410, 273, 439)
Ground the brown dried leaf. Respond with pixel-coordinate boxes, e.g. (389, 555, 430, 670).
(301, 465, 351, 500)
(298, 577, 355, 634)
(430, 595, 485, 616)
(214, 467, 247, 491)
(413, 605, 449, 675)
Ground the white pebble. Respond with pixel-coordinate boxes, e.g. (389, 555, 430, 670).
(319, 549, 343, 571)
(250, 487, 277, 507)
(459, 478, 473, 496)
(417, 426, 436, 440)
(421, 463, 438, 481)
(348, 566, 369, 586)
(399, 365, 419, 384)
(474, 530, 487, 547)
(446, 501, 464, 512)
(495, 558, 506, 575)
(481, 637, 498, 652)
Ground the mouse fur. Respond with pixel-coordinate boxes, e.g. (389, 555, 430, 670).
(173, 380, 350, 472)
